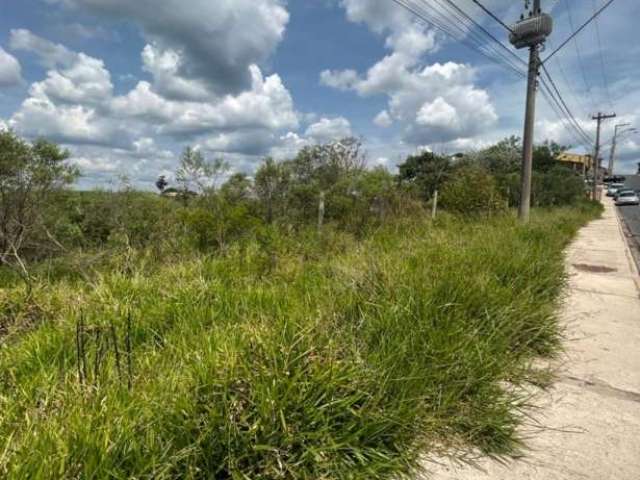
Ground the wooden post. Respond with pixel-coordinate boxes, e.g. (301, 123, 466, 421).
(318, 191, 325, 232)
(432, 190, 439, 220)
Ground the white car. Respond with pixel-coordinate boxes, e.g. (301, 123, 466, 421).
(615, 191, 640, 206)
(607, 183, 625, 197)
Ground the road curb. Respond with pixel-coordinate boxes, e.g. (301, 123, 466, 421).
(614, 202, 640, 284)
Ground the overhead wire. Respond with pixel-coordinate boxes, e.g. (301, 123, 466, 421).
(590, 0, 615, 110)
(390, 0, 597, 150)
(561, 0, 595, 107)
(469, 0, 514, 34)
(390, 0, 527, 77)
(540, 65, 594, 147)
(544, 0, 617, 63)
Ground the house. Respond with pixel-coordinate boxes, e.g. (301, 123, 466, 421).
(556, 152, 593, 175)
(161, 187, 198, 199)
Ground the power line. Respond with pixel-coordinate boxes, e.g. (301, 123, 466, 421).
(545, 35, 592, 120)
(538, 83, 590, 150)
(469, 0, 514, 34)
(591, 0, 615, 109)
(389, 0, 595, 151)
(390, 0, 527, 77)
(541, 65, 594, 146)
(416, 0, 528, 74)
(540, 76, 594, 149)
(562, 0, 595, 109)
(543, 0, 617, 64)
(437, 0, 517, 61)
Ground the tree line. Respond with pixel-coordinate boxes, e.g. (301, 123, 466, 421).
(0, 130, 587, 290)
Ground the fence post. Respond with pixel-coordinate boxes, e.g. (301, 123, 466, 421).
(432, 190, 439, 220)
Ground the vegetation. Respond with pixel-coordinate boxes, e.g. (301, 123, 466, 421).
(0, 129, 602, 479)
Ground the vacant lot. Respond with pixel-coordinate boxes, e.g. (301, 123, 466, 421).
(0, 202, 601, 479)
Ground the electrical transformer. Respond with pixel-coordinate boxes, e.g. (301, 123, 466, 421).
(509, 13, 553, 49)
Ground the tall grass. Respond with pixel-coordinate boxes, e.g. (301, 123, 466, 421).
(0, 202, 601, 479)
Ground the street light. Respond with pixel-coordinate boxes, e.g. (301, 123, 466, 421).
(608, 123, 634, 175)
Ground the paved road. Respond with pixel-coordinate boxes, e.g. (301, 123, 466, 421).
(618, 204, 640, 236)
(616, 202, 640, 269)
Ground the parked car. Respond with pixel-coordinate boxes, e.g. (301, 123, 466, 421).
(615, 191, 640, 206)
(604, 175, 626, 184)
(607, 183, 625, 197)
(614, 188, 635, 201)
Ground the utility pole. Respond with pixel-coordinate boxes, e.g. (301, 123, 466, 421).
(518, 40, 539, 222)
(510, 0, 553, 222)
(608, 123, 632, 175)
(591, 112, 616, 200)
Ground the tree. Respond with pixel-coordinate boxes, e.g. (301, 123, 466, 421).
(176, 147, 229, 197)
(439, 165, 506, 216)
(254, 158, 290, 224)
(155, 175, 168, 194)
(475, 136, 521, 177)
(397, 151, 451, 201)
(288, 138, 366, 230)
(533, 141, 567, 173)
(0, 131, 78, 290)
(220, 173, 252, 204)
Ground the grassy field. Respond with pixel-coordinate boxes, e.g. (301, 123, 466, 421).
(0, 202, 601, 479)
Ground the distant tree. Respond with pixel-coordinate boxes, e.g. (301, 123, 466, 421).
(176, 147, 229, 196)
(254, 158, 291, 224)
(289, 138, 366, 230)
(0, 130, 78, 291)
(397, 150, 451, 201)
(439, 165, 506, 215)
(220, 173, 252, 204)
(475, 136, 521, 176)
(155, 175, 168, 194)
(533, 141, 568, 173)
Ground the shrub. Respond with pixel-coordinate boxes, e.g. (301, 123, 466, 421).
(0, 204, 602, 479)
(440, 166, 507, 215)
(532, 166, 586, 207)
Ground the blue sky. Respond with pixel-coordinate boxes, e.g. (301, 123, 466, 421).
(0, 0, 638, 188)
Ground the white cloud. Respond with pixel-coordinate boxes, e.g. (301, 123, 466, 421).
(374, 110, 393, 128)
(304, 117, 353, 143)
(29, 53, 113, 105)
(320, 69, 359, 91)
(9, 29, 299, 160)
(141, 43, 211, 101)
(202, 129, 278, 156)
(0, 47, 22, 87)
(416, 97, 458, 129)
(269, 132, 309, 160)
(325, 1, 498, 145)
(10, 29, 75, 68)
(47, 0, 290, 96)
(166, 66, 298, 135)
(10, 97, 129, 147)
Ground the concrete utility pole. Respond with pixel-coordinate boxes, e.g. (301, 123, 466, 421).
(608, 123, 633, 175)
(592, 112, 616, 200)
(519, 39, 540, 222)
(509, 0, 553, 222)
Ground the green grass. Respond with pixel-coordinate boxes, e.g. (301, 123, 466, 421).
(0, 202, 602, 479)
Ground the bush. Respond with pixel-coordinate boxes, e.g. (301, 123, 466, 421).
(532, 166, 586, 207)
(0, 204, 601, 479)
(181, 199, 262, 251)
(440, 166, 507, 215)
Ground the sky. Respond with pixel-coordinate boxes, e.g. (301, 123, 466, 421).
(0, 0, 638, 189)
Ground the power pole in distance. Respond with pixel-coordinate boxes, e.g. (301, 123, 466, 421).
(510, 0, 553, 222)
(592, 112, 616, 200)
(608, 123, 632, 175)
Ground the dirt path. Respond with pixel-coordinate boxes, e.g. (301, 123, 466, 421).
(423, 199, 640, 480)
